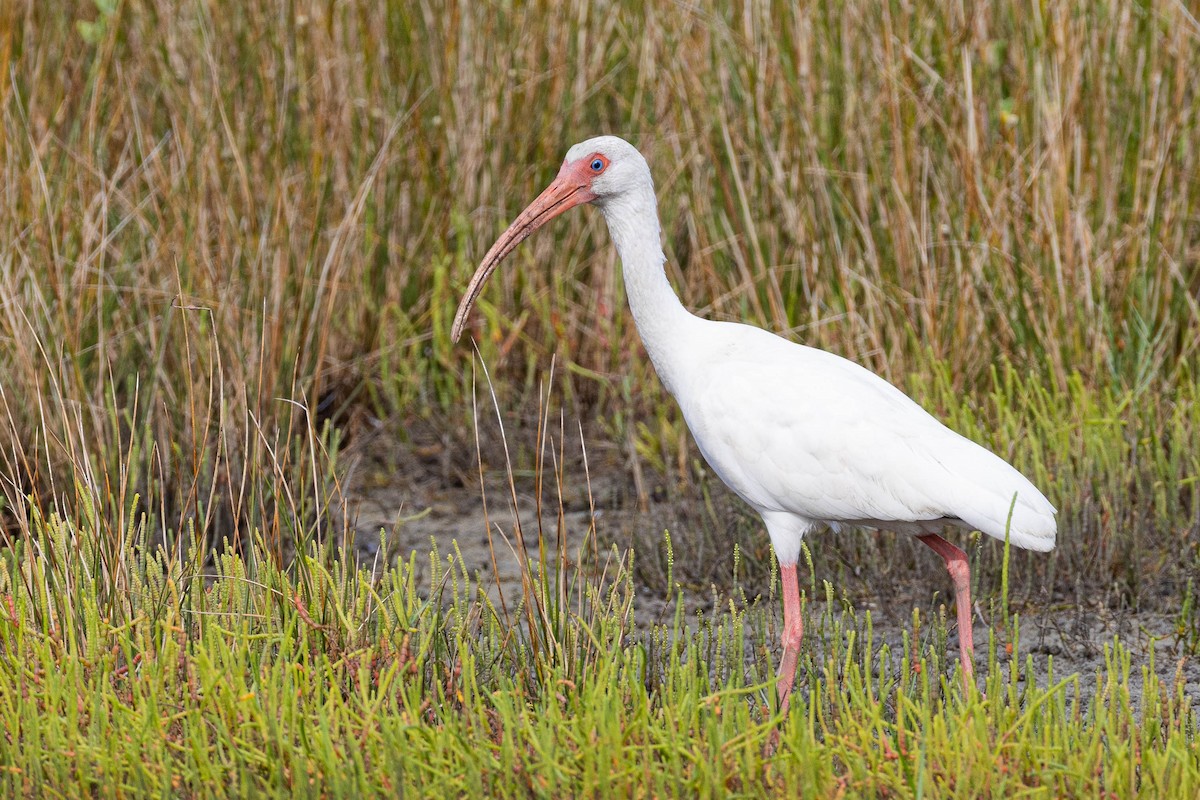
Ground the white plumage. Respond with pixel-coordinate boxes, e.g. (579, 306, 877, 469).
(677, 324, 1056, 562)
(452, 135, 1057, 713)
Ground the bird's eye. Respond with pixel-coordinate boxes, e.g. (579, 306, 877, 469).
(590, 158, 604, 172)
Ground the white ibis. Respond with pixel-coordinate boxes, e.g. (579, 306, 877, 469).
(452, 136, 1056, 713)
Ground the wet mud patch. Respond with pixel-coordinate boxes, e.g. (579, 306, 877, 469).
(337, 418, 1200, 711)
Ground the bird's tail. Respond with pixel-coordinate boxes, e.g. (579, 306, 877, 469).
(964, 484, 1060, 554)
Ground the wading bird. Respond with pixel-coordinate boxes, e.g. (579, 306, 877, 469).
(451, 136, 1056, 715)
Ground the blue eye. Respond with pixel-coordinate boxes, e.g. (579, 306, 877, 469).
(590, 158, 604, 172)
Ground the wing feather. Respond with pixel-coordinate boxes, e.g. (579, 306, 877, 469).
(676, 323, 1056, 550)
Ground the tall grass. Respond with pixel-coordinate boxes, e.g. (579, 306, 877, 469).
(0, 3, 1197, 612)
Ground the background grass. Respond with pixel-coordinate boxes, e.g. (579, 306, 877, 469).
(0, 1, 1199, 795)
(2, 0, 1197, 601)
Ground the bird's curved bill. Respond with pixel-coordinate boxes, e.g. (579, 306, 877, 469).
(451, 169, 595, 343)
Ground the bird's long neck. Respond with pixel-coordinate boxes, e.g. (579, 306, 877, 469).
(599, 186, 694, 394)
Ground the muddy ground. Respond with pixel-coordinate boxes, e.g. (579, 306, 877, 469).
(337, 415, 1200, 708)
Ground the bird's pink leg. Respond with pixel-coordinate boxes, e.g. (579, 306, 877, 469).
(777, 562, 804, 716)
(916, 533, 975, 690)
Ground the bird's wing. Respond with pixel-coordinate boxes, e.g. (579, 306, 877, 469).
(676, 323, 1056, 550)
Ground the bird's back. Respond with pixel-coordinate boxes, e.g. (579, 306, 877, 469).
(671, 320, 1057, 551)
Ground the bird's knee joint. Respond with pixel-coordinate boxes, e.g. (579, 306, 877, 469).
(783, 622, 804, 652)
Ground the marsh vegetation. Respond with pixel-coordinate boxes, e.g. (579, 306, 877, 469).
(1, 0, 1198, 795)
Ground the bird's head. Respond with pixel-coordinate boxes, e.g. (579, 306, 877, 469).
(561, 135, 652, 207)
(451, 135, 650, 342)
